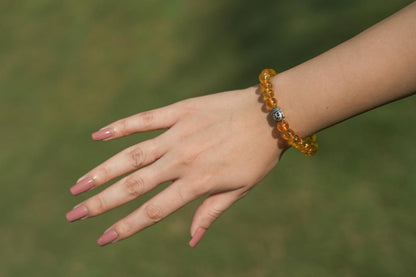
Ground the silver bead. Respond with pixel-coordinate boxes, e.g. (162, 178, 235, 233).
(271, 107, 285, 122)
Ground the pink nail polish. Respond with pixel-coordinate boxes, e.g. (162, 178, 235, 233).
(66, 205, 88, 222)
(189, 228, 206, 248)
(97, 230, 118, 246)
(70, 177, 94, 195)
(92, 128, 113, 141)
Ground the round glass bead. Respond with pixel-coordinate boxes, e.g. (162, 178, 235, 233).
(302, 143, 311, 152)
(277, 120, 289, 132)
(259, 73, 271, 82)
(262, 69, 277, 76)
(262, 90, 275, 101)
(306, 146, 318, 156)
(282, 129, 294, 141)
(265, 97, 278, 110)
(292, 135, 302, 147)
(261, 82, 273, 91)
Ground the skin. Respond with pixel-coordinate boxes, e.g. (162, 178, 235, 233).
(66, 2, 416, 247)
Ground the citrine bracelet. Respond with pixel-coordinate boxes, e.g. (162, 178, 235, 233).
(259, 69, 318, 156)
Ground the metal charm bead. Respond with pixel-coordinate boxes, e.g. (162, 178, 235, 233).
(271, 107, 285, 122)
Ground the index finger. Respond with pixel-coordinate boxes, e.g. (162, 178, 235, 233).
(92, 102, 183, 141)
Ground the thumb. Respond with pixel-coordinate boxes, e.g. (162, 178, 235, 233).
(189, 190, 242, 247)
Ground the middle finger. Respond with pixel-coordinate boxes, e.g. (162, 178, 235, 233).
(67, 156, 176, 221)
(70, 135, 169, 195)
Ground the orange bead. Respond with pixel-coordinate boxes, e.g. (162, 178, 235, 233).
(282, 129, 294, 141)
(301, 143, 311, 152)
(265, 97, 277, 110)
(262, 69, 277, 76)
(259, 69, 277, 82)
(259, 74, 270, 83)
(305, 146, 318, 156)
(262, 90, 275, 101)
(292, 135, 302, 148)
(261, 82, 273, 91)
(259, 73, 271, 83)
(277, 120, 289, 132)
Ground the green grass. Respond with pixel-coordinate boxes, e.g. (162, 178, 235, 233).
(1, 0, 415, 276)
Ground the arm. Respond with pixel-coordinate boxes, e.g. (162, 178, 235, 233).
(276, 1, 416, 137)
(66, 2, 416, 247)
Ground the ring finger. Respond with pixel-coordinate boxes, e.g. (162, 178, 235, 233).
(66, 156, 176, 221)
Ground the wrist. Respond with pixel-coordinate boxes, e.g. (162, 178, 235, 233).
(270, 70, 322, 138)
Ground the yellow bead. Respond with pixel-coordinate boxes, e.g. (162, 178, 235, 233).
(259, 69, 277, 83)
(292, 135, 302, 148)
(262, 69, 277, 76)
(262, 90, 275, 101)
(304, 134, 317, 144)
(261, 82, 273, 91)
(277, 120, 289, 132)
(259, 72, 271, 83)
(304, 143, 318, 156)
(282, 129, 294, 141)
(265, 97, 277, 110)
(301, 143, 310, 152)
(306, 146, 318, 156)
(259, 74, 270, 83)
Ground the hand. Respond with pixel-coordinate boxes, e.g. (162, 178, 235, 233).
(66, 86, 285, 247)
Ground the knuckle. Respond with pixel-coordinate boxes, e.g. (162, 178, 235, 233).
(116, 119, 129, 136)
(124, 176, 145, 198)
(116, 220, 135, 237)
(129, 146, 146, 168)
(140, 111, 154, 127)
(207, 207, 222, 221)
(144, 204, 163, 223)
(90, 165, 109, 184)
(88, 194, 107, 215)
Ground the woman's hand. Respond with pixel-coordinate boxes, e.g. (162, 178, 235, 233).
(66, 86, 285, 247)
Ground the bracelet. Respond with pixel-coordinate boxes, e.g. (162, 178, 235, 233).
(259, 69, 318, 156)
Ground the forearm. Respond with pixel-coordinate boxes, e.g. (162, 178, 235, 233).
(274, 2, 416, 137)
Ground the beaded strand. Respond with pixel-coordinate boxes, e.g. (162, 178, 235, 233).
(259, 69, 318, 157)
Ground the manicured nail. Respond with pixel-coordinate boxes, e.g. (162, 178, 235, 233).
(97, 230, 118, 246)
(189, 228, 206, 248)
(70, 177, 94, 195)
(76, 174, 87, 183)
(92, 128, 113, 141)
(66, 205, 88, 222)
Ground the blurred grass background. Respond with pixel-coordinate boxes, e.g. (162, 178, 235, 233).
(1, 0, 415, 276)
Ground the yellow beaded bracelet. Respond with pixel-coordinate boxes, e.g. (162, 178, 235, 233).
(259, 69, 318, 156)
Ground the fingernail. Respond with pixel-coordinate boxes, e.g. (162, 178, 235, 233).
(92, 128, 113, 141)
(76, 174, 87, 183)
(70, 177, 94, 195)
(97, 230, 118, 246)
(66, 205, 88, 222)
(189, 228, 206, 248)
